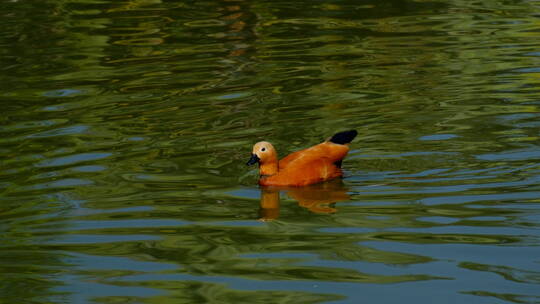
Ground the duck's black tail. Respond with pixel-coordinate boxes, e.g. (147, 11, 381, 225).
(329, 130, 358, 145)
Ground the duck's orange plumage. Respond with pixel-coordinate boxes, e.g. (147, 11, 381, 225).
(247, 130, 357, 187)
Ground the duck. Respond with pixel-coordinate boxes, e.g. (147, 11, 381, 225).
(247, 130, 357, 187)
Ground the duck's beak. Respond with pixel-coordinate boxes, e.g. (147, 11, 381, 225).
(246, 154, 260, 166)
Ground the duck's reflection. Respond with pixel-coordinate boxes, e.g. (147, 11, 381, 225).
(259, 179, 350, 220)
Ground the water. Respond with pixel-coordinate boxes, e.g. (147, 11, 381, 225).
(1, 0, 539, 303)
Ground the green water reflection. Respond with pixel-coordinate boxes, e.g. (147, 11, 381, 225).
(1, 0, 540, 303)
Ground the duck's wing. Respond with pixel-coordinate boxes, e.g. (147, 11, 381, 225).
(279, 142, 349, 169)
(278, 148, 307, 169)
(277, 130, 356, 171)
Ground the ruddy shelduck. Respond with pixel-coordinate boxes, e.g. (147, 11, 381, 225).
(247, 130, 357, 187)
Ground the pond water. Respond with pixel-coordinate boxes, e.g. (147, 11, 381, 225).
(1, 0, 540, 303)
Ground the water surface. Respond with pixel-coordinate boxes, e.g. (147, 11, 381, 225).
(1, 0, 540, 303)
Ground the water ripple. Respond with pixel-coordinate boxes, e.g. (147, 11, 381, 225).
(36, 152, 112, 168)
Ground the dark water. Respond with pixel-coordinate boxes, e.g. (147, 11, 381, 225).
(1, 0, 540, 303)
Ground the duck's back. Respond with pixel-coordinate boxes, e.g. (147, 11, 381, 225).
(279, 142, 348, 168)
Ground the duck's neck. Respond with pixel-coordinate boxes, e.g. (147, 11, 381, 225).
(260, 161, 278, 176)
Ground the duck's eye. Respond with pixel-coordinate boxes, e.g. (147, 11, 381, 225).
(261, 147, 266, 152)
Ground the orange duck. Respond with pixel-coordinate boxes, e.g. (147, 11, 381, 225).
(247, 130, 357, 187)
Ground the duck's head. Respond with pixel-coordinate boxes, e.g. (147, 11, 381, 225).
(247, 141, 278, 175)
(247, 141, 276, 165)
